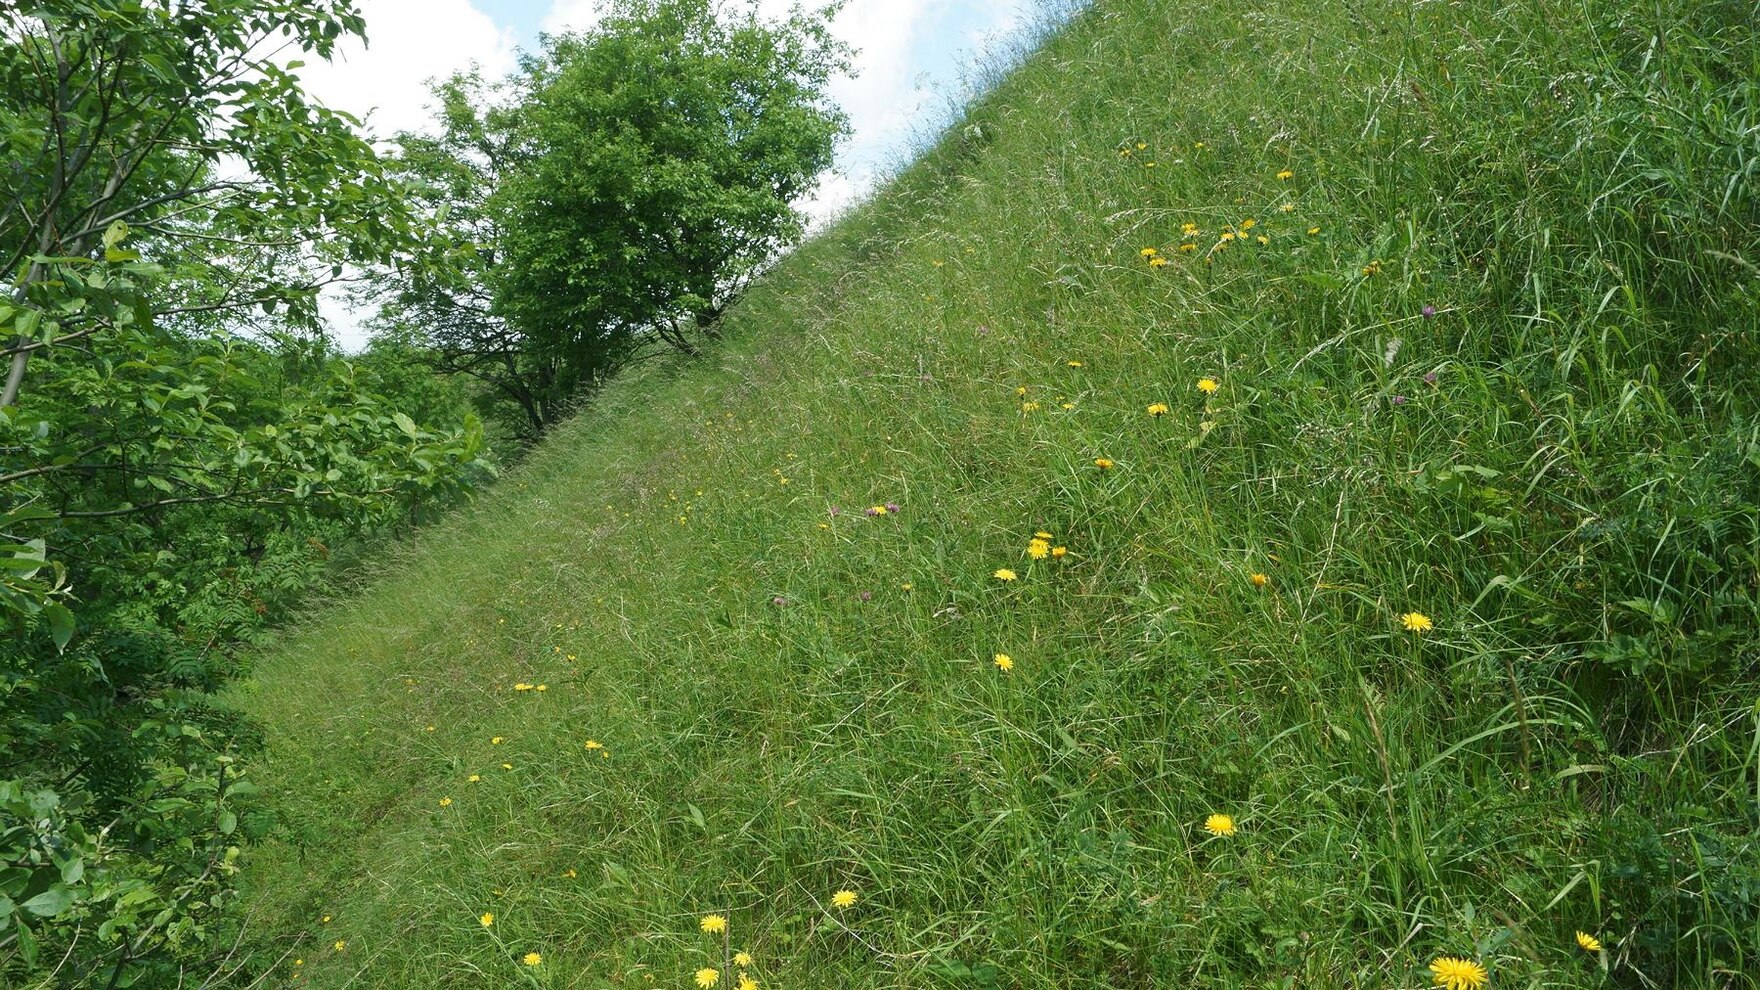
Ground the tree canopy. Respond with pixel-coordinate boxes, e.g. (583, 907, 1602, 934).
(371, 0, 850, 439)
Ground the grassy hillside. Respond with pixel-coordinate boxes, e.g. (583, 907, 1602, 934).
(231, 0, 1759, 987)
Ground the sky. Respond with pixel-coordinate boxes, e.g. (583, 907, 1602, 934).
(291, 0, 1035, 349)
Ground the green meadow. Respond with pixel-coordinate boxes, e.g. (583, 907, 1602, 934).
(233, 0, 1760, 986)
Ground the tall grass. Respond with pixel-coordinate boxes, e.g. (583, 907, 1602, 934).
(222, 0, 1757, 987)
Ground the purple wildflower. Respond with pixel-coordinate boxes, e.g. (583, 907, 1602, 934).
(1423, 370, 1439, 385)
(863, 507, 879, 517)
(857, 591, 873, 602)
(885, 502, 900, 514)
(1392, 394, 1410, 405)
(1421, 305, 1436, 318)
(771, 596, 788, 607)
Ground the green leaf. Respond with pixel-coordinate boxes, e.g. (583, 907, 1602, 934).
(21, 885, 74, 918)
(44, 603, 75, 650)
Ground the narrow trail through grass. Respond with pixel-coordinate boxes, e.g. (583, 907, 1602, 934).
(234, 1, 1760, 986)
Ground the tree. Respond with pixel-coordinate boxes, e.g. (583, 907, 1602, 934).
(0, 4, 492, 985)
(0, 0, 425, 629)
(373, 0, 849, 439)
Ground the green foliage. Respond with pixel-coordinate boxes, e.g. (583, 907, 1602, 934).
(0, 2, 495, 985)
(371, 0, 849, 440)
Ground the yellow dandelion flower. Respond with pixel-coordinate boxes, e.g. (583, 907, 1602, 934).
(1308, 226, 1321, 235)
(322, 916, 331, 923)
(832, 889, 859, 909)
(1021, 401, 1041, 412)
(1402, 611, 1434, 633)
(514, 683, 533, 691)
(1280, 202, 1295, 212)
(1148, 255, 1169, 267)
(1136, 142, 1146, 150)
(1094, 457, 1115, 469)
(1147, 402, 1169, 416)
(1203, 813, 1237, 836)
(1181, 222, 1199, 235)
(536, 684, 548, 692)
(994, 653, 1014, 672)
(738, 974, 758, 990)
(1277, 169, 1294, 180)
(700, 914, 727, 935)
(333, 940, 346, 952)
(1067, 360, 1083, 367)
(1240, 218, 1256, 231)
(1220, 231, 1236, 242)
(993, 568, 1017, 582)
(1034, 531, 1054, 540)
(1362, 260, 1382, 276)
(491, 736, 504, 745)
(1026, 539, 1050, 559)
(1256, 235, 1270, 246)
(900, 582, 913, 590)
(1428, 957, 1487, 990)
(1178, 243, 1196, 252)
(1251, 573, 1269, 588)
(733, 952, 753, 968)
(585, 739, 604, 750)
(480, 912, 494, 927)
(1576, 931, 1602, 952)
(695, 969, 720, 989)
(424, 724, 435, 732)
(1197, 377, 1219, 394)
(1051, 546, 1067, 558)
(564, 868, 577, 878)
(501, 762, 513, 770)
(1140, 247, 1158, 257)
(523, 952, 542, 967)
(468, 773, 482, 782)
(439, 796, 453, 807)
(1016, 385, 1027, 397)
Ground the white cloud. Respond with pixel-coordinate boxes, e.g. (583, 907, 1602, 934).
(541, 0, 604, 34)
(296, 0, 520, 143)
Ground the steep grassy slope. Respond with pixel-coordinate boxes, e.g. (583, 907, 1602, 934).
(232, 0, 1759, 987)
